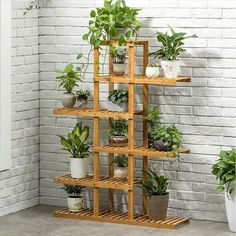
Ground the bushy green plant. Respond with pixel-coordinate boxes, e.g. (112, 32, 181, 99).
(109, 119, 128, 137)
(149, 26, 197, 60)
(212, 148, 236, 196)
(75, 89, 90, 100)
(63, 184, 84, 197)
(108, 89, 128, 104)
(83, 0, 141, 47)
(59, 122, 92, 159)
(144, 106, 161, 130)
(138, 169, 169, 196)
(112, 154, 128, 167)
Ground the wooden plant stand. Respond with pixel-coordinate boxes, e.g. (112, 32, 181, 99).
(53, 40, 191, 229)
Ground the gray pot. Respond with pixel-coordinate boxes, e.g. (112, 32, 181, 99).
(148, 194, 169, 220)
(111, 28, 127, 39)
(113, 63, 125, 75)
(153, 140, 168, 151)
(61, 93, 76, 108)
(107, 101, 128, 112)
(76, 98, 88, 108)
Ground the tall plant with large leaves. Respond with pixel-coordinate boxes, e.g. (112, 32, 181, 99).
(59, 122, 92, 159)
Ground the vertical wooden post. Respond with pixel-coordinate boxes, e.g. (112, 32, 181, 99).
(142, 41, 149, 215)
(93, 47, 100, 217)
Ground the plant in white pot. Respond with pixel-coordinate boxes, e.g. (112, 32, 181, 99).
(112, 154, 128, 179)
(212, 148, 236, 232)
(75, 89, 90, 108)
(107, 89, 128, 112)
(63, 184, 84, 212)
(138, 169, 170, 220)
(111, 46, 127, 76)
(149, 27, 197, 79)
(108, 119, 128, 147)
(59, 122, 92, 179)
(145, 63, 160, 78)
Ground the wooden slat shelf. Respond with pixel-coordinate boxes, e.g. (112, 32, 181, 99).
(54, 209, 189, 229)
(54, 175, 142, 190)
(94, 75, 191, 85)
(100, 39, 148, 46)
(53, 108, 143, 118)
(94, 145, 190, 158)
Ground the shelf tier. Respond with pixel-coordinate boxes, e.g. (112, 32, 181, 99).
(53, 108, 143, 118)
(54, 175, 141, 190)
(100, 39, 148, 46)
(94, 145, 190, 158)
(54, 209, 189, 229)
(94, 75, 191, 85)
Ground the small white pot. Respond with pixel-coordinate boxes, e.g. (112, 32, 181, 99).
(225, 186, 236, 232)
(70, 158, 88, 179)
(145, 67, 160, 78)
(61, 93, 76, 108)
(76, 98, 88, 108)
(107, 101, 128, 112)
(114, 167, 128, 179)
(67, 196, 83, 212)
(160, 60, 180, 79)
(113, 63, 125, 75)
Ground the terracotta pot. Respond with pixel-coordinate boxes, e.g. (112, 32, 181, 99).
(67, 196, 83, 212)
(148, 194, 169, 220)
(113, 63, 125, 75)
(61, 93, 76, 108)
(109, 135, 128, 147)
(114, 167, 128, 179)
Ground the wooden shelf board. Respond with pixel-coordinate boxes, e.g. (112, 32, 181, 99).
(54, 209, 189, 229)
(94, 145, 190, 158)
(54, 175, 141, 190)
(100, 39, 148, 46)
(53, 108, 143, 118)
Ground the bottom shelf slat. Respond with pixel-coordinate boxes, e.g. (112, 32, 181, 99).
(54, 209, 189, 229)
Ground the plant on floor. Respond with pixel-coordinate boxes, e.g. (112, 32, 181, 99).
(63, 184, 85, 197)
(111, 154, 128, 167)
(83, 0, 141, 48)
(108, 89, 128, 104)
(109, 119, 128, 137)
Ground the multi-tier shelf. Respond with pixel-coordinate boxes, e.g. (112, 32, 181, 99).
(53, 40, 191, 229)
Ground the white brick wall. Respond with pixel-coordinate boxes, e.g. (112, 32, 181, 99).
(0, 0, 39, 216)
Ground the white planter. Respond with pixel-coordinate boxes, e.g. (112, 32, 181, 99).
(113, 63, 125, 75)
(61, 93, 76, 108)
(76, 98, 88, 108)
(70, 158, 88, 179)
(114, 167, 128, 179)
(107, 101, 128, 112)
(160, 60, 180, 79)
(225, 187, 236, 232)
(67, 196, 83, 212)
(145, 67, 160, 78)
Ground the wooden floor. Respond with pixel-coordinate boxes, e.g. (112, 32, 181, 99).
(54, 209, 190, 229)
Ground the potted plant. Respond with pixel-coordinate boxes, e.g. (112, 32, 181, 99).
(149, 26, 197, 79)
(138, 169, 169, 220)
(59, 122, 92, 179)
(111, 46, 127, 75)
(145, 63, 160, 78)
(107, 89, 128, 112)
(75, 89, 90, 108)
(83, 0, 141, 48)
(111, 154, 128, 179)
(212, 148, 236, 232)
(56, 63, 82, 108)
(63, 184, 84, 212)
(108, 119, 128, 147)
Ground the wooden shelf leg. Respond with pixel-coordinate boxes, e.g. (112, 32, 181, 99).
(128, 154, 134, 220)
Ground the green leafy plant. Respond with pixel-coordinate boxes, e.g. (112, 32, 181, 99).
(149, 26, 197, 60)
(75, 89, 90, 100)
(59, 122, 92, 159)
(63, 184, 84, 197)
(138, 169, 169, 197)
(108, 89, 128, 104)
(212, 148, 236, 196)
(109, 119, 128, 137)
(83, 0, 141, 47)
(151, 125, 182, 152)
(147, 63, 159, 67)
(24, 1, 38, 15)
(144, 106, 161, 130)
(111, 154, 128, 167)
(111, 46, 127, 64)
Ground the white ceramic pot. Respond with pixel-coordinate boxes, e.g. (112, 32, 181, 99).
(114, 167, 128, 178)
(70, 158, 88, 179)
(107, 101, 128, 112)
(67, 196, 83, 212)
(76, 98, 88, 108)
(145, 67, 160, 78)
(61, 93, 76, 108)
(113, 63, 125, 76)
(160, 60, 180, 79)
(225, 186, 236, 232)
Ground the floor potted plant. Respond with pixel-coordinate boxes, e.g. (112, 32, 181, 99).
(107, 89, 128, 112)
(145, 63, 160, 78)
(63, 184, 84, 212)
(138, 169, 170, 220)
(212, 148, 236, 232)
(75, 89, 90, 108)
(149, 26, 197, 79)
(56, 63, 83, 108)
(111, 46, 127, 76)
(83, 0, 141, 48)
(111, 154, 128, 179)
(108, 119, 128, 147)
(59, 122, 92, 179)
